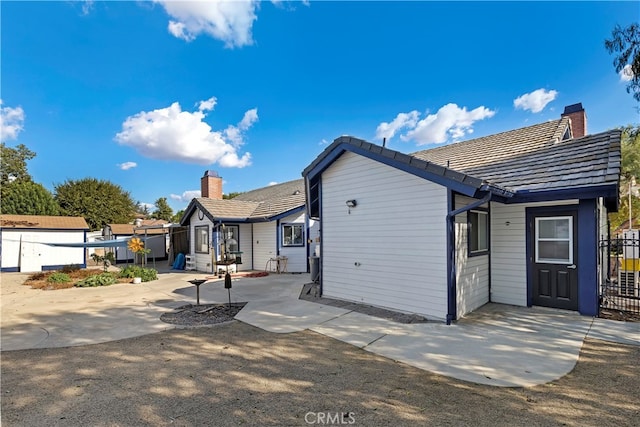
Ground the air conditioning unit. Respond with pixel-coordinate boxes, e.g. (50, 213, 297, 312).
(618, 230, 639, 297)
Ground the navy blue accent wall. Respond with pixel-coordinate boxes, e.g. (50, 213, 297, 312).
(578, 199, 599, 316)
(276, 219, 281, 256)
(446, 190, 456, 324)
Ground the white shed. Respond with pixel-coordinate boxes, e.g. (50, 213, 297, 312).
(0, 215, 90, 272)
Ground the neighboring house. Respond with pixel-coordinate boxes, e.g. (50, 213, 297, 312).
(180, 171, 319, 274)
(103, 219, 169, 263)
(303, 103, 621, 322)
(0, 214, 90, 272)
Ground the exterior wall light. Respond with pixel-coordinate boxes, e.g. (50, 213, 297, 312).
(346, 199, 357, 214)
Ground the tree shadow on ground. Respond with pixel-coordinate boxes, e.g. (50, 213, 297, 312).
(1, 316, 638, 427)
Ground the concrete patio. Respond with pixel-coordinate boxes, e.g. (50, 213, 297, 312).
(1, 270, 638, 387)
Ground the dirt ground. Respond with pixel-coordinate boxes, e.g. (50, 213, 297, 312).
(1, 321, 638, 427)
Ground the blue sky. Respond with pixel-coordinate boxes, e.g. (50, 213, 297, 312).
(2, 1, 638, 213)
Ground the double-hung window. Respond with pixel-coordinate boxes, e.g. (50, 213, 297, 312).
(282, 224, 304, 247)
(469, 210, 489, 256)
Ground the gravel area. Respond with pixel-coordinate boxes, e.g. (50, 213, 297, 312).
(160, 303, 247, 326)
(2, 321, 638, 427)
(299, 283, 429, 324)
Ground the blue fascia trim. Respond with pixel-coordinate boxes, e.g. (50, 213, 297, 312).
(1, 267, 20, 272)
(510, 184, 617, 204)
(577, 199, 599, 316)
(304, 143, 482, 198)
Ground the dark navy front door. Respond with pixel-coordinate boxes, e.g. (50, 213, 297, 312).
(530, 210, 579, 310)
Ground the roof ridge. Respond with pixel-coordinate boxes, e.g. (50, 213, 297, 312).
(411, 118, 563, 156)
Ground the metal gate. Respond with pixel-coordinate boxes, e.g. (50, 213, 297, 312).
(599, 229, 640, 315)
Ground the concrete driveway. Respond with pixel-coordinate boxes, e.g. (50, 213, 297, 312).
(1, 270, 638, 387)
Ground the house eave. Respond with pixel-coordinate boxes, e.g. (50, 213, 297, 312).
(508, 184, 618, 205)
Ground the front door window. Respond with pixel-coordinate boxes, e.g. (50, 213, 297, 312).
(535, 217, 573, 264)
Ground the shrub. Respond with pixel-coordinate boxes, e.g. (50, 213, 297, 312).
(61, 264, 81, 274)
(118, 266, 157, 282)
(75, 272, 117, 287)
(47, 272, 71, 283)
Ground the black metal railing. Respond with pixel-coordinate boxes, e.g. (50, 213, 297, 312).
(599, 231, 640, 315)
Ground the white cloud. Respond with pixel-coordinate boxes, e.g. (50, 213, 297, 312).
(118, 162, 137, 170)
(375, 111, 419, 141)
(115, 98, 256, 168)
(268, 181, 278, 186)
(198, 97, 217, 112)
(389, 103, 496, 145)
(513, 88, 558, 113)
(620, 64, 635, 82)
(156, 0, 259, 48)
(0, 100, 25, 141)
(81, 0, 94, 15)
(170, 190, 201, 203)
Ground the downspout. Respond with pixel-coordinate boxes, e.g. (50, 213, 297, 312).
(446, 192, 492, 325)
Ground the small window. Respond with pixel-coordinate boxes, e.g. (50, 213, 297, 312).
(221, 225, 239, 253)
(282, 224, 304, 247)
(195, 225, 209, 253)
(535, 216, 573, 264)
(469, 210, 489, 255)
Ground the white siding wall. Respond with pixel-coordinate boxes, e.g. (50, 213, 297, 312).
(455, 196, 489, 318)
(309, 218, 320, 256)
(253, 222, 276, 271)
(278, 211, 310, 273)
(1, 230, 86, 271)
(490, 200, 578, 306)
(188, 211, 215, 273)
(322, 152, 448, 320)
(238, 223, 253, 271)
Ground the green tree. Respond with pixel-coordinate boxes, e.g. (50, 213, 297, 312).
(609, 125, 640, 232)
(136, 202, 150, 218)
(605, 23, 640, 102)
(152, 197, 173, 221)
(1, 180, 60, 215)
(171, 209, 184, 223)
(0, 143, 35, 185)
(55, 178, 136, 230)
(223, 192, 243, 199)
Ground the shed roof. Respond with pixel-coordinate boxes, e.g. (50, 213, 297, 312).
(107, 219, 170, 235)
(0, 215, 89, 230)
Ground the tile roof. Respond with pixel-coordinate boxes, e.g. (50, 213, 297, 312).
(191, 179, 306, 222)
(411, 118, 570, 172)
(303, 116, 620, 209)
(413, 119, 621, 193)
(0, 215, 89, 230)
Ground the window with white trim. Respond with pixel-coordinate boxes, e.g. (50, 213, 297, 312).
(282, 224, 304, 247)
(535, 216, 573, 264)
(469, 210, 489, 255)
(195, 225, 209, 253)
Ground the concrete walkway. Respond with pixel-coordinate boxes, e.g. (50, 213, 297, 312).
(1, 271, 638, 387)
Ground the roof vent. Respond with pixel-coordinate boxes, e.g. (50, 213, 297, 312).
(293, 190, 301, 195)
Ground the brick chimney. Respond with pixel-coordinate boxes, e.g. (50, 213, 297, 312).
(201, 170, 223, 200)
(561, 103, 587, 138)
